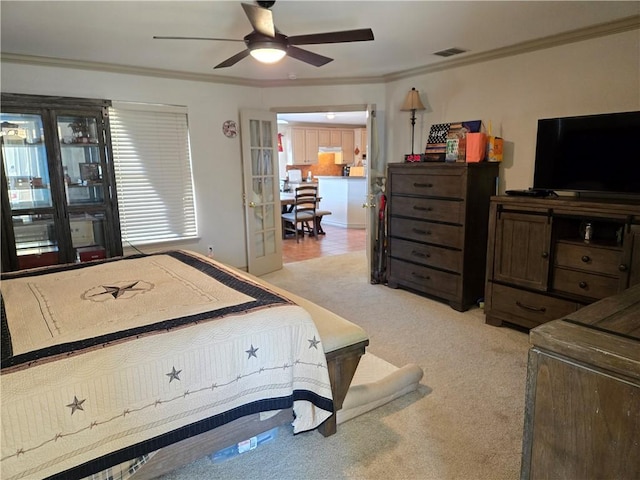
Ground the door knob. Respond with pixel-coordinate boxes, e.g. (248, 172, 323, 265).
(248, 201, 256, 208)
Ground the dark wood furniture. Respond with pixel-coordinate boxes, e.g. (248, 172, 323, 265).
(386, 162, 499, 311)
(1, 93, 122, 272)
(485, 196, 640, 328)
(521, 283, 640, 480)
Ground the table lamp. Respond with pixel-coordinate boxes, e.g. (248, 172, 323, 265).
(400, 87, 426, 156)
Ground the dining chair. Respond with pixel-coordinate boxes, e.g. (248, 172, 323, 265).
(281, 185, 318, 243)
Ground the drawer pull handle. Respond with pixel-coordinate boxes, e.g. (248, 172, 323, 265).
(411, 272, 431, 280)
(414, 182, 433, 188)
(579, 281, 588, 289)
(619, 264, 628, 272)
(413, 206, 433, 212)
(541, 251, 549, 259)
(412, 228, 431, 235)
(411, 250, 430, 258)
(581, 255, 591, 263)
(515, 301, 547, 313)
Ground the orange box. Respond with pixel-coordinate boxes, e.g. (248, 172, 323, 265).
(466, 132, 487, 162)
(487, 136, 503, 162)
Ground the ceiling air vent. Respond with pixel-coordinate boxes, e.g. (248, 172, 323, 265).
(433, 47, 468, 58)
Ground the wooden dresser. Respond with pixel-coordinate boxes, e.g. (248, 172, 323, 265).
(386, 162, 499, 311)
(484, 196, 640, 328)
(521, 283, 640, 479)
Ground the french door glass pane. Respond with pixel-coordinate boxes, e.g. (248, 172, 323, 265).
(1, 113, 53, 209)
(250, 119, 260, 148)
(261, 122, 272, 147)
(57, 115, 104, 206)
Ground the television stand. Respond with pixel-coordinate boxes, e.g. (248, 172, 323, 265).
(505, 188, 556, 198)
(484, 195, 640, 330)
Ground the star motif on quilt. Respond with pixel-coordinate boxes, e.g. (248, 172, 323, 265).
(100, 282, 143, 298)
(66, 396, 86, 415)
(308, 336, 321, 349)
(83, 280, 153, 302)
(166, 366, 182, 383)
(246, 344, 259, 359)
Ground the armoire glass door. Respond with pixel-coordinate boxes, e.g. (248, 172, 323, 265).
(1, 112, 59, 268)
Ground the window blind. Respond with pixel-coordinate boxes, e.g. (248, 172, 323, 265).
(109, 102, 197, 246)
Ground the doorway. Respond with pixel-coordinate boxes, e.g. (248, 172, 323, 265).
(276, 108, 368, 263)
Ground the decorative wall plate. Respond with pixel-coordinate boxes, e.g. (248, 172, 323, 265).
(222, 120, 237, 138)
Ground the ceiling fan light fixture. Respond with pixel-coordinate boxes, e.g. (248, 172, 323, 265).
(249, 44, 287, 64)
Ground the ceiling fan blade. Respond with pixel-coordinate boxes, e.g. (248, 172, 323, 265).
(286, 46, 333, 67)
(288, 28, 374, 46)
(241, 3, 275, 37)
(214, 49, 251, 69)
(153, 36, 244, 42)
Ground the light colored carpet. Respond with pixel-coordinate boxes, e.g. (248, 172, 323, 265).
(159, 251, 530, 480)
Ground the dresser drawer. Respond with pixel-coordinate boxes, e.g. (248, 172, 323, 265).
(389, 258, 459, 300)
(490, 283, 581, 327)
(390, 173, 464, 198)
(390, 217, 463, 249)
(555, 241, 623, 276)
(390, 196, 463, 224)
(553, 267, 620, 300)
(389, 238, 461, 272)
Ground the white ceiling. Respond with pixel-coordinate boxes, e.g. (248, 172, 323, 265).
(278, 111, 367, 125)
(2, 1, 639, 87)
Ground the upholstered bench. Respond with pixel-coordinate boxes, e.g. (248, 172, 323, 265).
(314, 210, 332, 235)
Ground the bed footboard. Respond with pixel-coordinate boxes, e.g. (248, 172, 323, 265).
(319, 339, 369, 436)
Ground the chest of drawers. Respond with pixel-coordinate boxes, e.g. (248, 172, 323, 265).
(386, 162, 499, 311)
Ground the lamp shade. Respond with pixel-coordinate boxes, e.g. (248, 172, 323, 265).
(250, 47, 287, 64)
(401, 88, 426, 111)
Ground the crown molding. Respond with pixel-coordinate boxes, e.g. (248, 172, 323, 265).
(2, 15, 638, 88)
(382, 14, 640, 83)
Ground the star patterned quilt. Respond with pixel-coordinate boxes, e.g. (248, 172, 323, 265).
(0, 250, 333, 480)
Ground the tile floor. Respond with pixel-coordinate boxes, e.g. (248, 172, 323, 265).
(281, 224, 367, 264)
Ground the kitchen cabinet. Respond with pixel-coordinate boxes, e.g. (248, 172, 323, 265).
(305, 129, 319, 163)
(485, 196, 640, 329)
(318, 128, 343, 148)
(341, 130, 355, 164)
(386, 162, 498, 311)
(355, 128, 367, 164)
(1, 93, 122, 272)
(289, 127, 318, 164)
(292, 127, 358, 165)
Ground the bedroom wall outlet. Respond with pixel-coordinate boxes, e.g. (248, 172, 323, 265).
(207, 245, 214, 258)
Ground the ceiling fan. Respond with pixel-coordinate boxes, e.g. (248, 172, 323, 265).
(153, 1, 374, 69)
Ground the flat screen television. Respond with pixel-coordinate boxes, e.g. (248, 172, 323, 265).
(533, 111, 640, 198)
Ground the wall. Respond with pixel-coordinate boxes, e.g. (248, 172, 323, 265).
(385, 30, 640, 193)
(2, 29, 638, 267)
(0, 65, 385, 268)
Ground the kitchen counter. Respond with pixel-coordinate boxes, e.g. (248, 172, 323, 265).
(315, 176, 365, 179)
(316, 176, 366, 229)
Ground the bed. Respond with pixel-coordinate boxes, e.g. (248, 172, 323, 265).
(1, 250, 368, 480)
